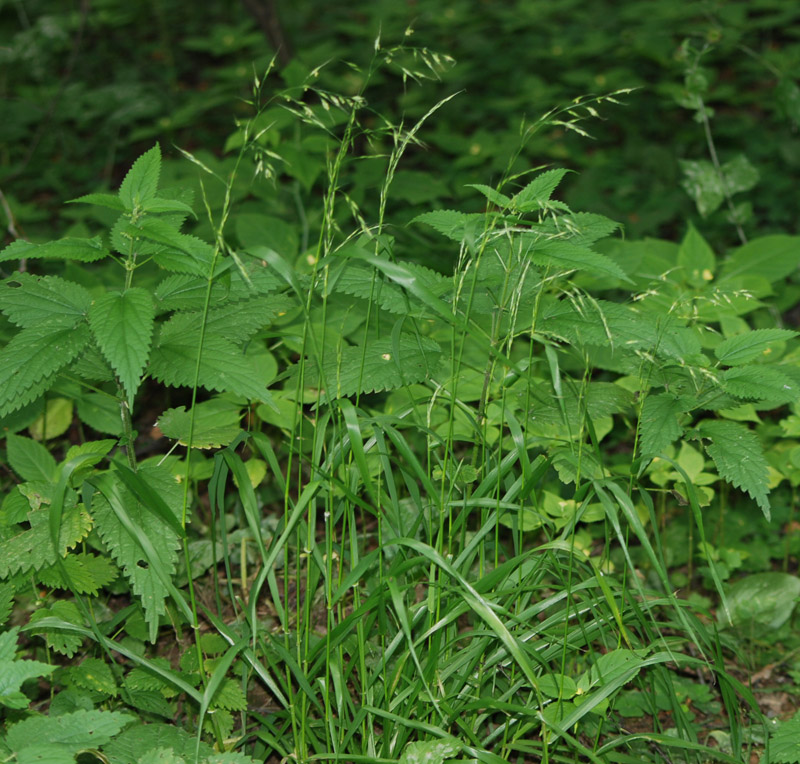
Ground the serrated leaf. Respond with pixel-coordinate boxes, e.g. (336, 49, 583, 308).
(104, 723, 215, 764)
(698, 420, 770, 518)
(89, 288, 154, 401)
(150, 330, 272, 402)
(412, 209, 484, 242)
(511, 168, 571, 211)
(66, 193, 126, 210)
(157, 399, 243, 449)
(721, 365, 797, 402)
(715, 328, 797, 366)
(639, 393, 691, 457)
(6, 433, 57, 481)
(0, 628, 54, 710)
(0, 582, 13, 626)
(0, 273, 92, 327)
(92, 466, 182, 638)
(300, 335, 442, 400)
(0, 501, 92, 578)
(466, 183, 511, 207)
(529, 239, 630, 282)
(680, 155, 759, 218)
(140, 197, 195, 216)
(211, 679, 247, 711)
(119, 144, 161, 209)
(0, 320, 91, 417)
(0, 236, 109, 264)
(6, 709, 133, 752)
(154, 274, 228, 312)
(770, 716, 800, 764)
(27, 601, 85, 657)
(69, 657, 118, 697)
(37, 552, 117, 595)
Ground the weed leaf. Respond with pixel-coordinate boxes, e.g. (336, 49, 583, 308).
(770, 716, 800, 764)
(511, 168, 571, 211)
(715, 328, 797, 366)
(89, 288, 155, 402)
(6, 433, 57, 482)
(0, 321, 91, 416)
(66, 192, 126, 211)
(0, 236, 108, 264)
(530, 240, 629, 282)
(0, 273, 92, 327)
(697, 420, 771, 518)
(119, 144, 161, 209)
(639, 393, 691, 457)
(721, 365, 797, 402)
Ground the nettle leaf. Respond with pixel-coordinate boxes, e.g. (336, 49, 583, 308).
(161, 294, 291, 343)
(300, 335, 442, 400)
(140, 197, 195, 216)
(105, 723, 215, 764)
(157, 399, 243, 449)
(528, 239, 629, 282)
(0, 502, 93, 578)
(398, 737, 461, 764)
(639, 393, 692, 457)
(69, 657, 118, 698)
(697, 420, 770, 518)
(538, 211, 620, 247)
(0, 626, 54, 710)
(37, 552, 117, 595)
(770, 716, 800, 764)
(0, 320, 91, 417)
(150, 330, 272, 403)
(6, 708, 133, 754)
(715, 328, 797, 366)
(721, 365, 797, 402)
(67, 192, 127, 211)
(413, 209, 485, 243)
(0, 236, 109, 264)
(92, 465, 182, 638)
(466, 183, 511, 208)
(511, 168, 571, 212)
(718, 234, 800, 284)
(27, 600, 85, 657)
(89, 288, 155, 402)
(119, 144, 161, 209)
(154, 274, 230, 313)
(6, 433, 57, 481)
(0, 273, 92, 327)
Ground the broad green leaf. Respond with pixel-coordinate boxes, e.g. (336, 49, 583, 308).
(68, 657, 117, 697)
(0, 627, 54, 710)
(6, 433, 57, 481)
(721, 365, 796, 402)
(719, 235, 800, 283)
(66, 192, 126, 210)
(0, 236, 108, 264)
(715, 328, 797, 366)
(88, 288, 154, 402)
(92, 466, 182, 639)
(466, 183, 511, 207)
(299, 335, 442, 400)
(511, 168, 571, 211)
(154, 273, 230, 312)
(677, 223, 715, 284)
(157, 399, 243, 449)
(0, 502, 92, 578)
(770, 716, 800, 764)
(412, 209, 485, 242)
(680, 154, 759, 217)
(529, 240, 629, 282)
(719, 572, 800, 631)
(6, 708, 133, 752)
(104, 723, 215, 764)
(398, 737, 461, 764)
(0, 320, 91, 417)
(29, 398, 73, 440)
(27, 601, 84, 657)
(697, 420, 770, 518)
(119, 144, 161, 209)
(638, 393, 691, 457)
(140, 197, 195, 216)
(0, 273, 91, 327)
(149, 331, 272, 403)
(37, 552, 117, 596)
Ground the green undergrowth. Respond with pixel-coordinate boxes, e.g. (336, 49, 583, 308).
(2, 41, 800, 764)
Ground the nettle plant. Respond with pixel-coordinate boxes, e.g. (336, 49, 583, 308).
(0, 144, 291, 640)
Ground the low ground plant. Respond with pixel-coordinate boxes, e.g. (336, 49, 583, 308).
(1, 38, 800, 764)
